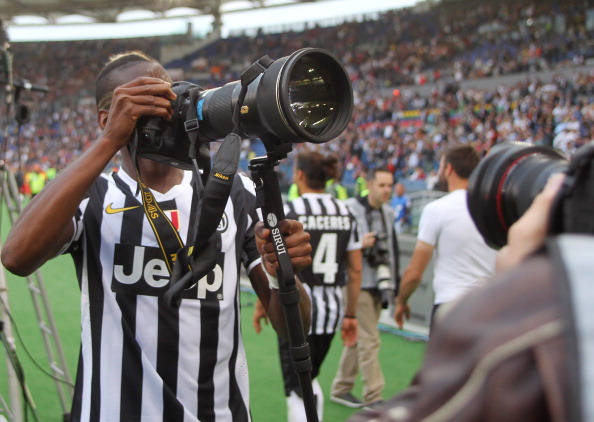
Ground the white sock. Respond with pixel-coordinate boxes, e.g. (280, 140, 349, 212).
(287, 380, 325, 422)
(287, 391, 306, 422)
(312, 378, 324, 421)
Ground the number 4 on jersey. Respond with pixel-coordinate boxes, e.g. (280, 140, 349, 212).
(312, 233, 339, 284)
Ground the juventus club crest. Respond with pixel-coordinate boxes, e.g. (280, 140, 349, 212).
(218, 212, 229, 233)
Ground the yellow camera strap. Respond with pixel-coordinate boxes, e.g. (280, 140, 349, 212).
(112, 170, 186, 275)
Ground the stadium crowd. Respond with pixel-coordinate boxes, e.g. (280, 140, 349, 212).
(2, 0, 594, 196)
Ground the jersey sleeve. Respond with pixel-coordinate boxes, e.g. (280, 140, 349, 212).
(61, 178, 99, 256)
(346, 204, 363, 252)
(236, 174, 262, 273)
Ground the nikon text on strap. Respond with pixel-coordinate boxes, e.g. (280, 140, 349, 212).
(111, 132, 240, 308)
(164, 133, 241, 307)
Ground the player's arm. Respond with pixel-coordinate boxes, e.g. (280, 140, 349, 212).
(394, 240, 434, 329)
(250, 219, 312, 340)
(252, 298, 269, 334)
(342, 248, 362, 347)
(1, 77, 175, 276)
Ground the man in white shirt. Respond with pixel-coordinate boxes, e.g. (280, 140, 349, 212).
(394, 144, 497, 331)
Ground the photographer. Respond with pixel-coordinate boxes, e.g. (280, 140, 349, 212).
(395, 144, 497, 331)
(1, 51, 312, 422)
(331, 167, 400, 408)
(349, 173, 583, 422)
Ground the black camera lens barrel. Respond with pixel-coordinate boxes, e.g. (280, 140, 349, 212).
(467, 142, 567, 249)
(196, 48, 353, 144)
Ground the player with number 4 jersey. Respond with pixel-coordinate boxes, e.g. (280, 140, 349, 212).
(254, 151, 362, 422)
(286, 195, 362, 331)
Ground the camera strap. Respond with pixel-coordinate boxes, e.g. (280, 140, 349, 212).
(359, 195, 388, 236)
(113, 130, 240, 295)
(166, 133, 241, 307)
(186, 86, 211, 183)
(112, 170, 185, 274)
(233, 55, 274, 134)
(185, 133, 240, 260)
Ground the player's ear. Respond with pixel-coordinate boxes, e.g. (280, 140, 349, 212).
(98, 109, 109, 130)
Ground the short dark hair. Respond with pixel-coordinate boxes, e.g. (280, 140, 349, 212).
(295, 151, 338, 190)
(444, 144, 480, 179)
(366, 167, 393, 182)
(95, 50, 158, 110)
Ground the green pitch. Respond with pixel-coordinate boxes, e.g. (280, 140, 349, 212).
(0, 249, 426, 422)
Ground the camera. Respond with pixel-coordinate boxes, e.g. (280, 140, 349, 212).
(376, 265, 394, 310)
(365, 233, 390, 268)
(135, 48, 354, 169)
(467, 141, 594, 249)
(365, 233, 393, 309)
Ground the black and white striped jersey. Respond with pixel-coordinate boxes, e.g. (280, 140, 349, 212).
(285, 193, 361, 335)
(66, 168, 261, 422)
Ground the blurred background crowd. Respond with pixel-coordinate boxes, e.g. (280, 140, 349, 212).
(2, 0, 594, 201)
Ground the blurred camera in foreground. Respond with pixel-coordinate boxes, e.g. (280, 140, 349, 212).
(136, 48, 354, 169)
(467, 141, 594, 249)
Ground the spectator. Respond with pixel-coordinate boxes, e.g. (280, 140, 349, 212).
(25, 162, 47, 198)
(391, 182, 411, 234)
(353, 169, 368, 198)
(3, 0, 594, 194)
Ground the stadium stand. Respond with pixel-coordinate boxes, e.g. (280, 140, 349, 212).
(1, 0, 593, 197)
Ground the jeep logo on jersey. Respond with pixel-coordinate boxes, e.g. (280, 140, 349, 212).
(112, 244, 224, 300)
(217, 212, 228, 233)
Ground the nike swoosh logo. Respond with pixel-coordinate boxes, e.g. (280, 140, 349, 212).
(105, 203, 141, 214)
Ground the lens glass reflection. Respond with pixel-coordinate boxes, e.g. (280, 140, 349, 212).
(288, 56, 339, 135)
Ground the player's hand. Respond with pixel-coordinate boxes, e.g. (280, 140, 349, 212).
(394, 301, 410, 330)
(252, 299, 269, 334)
(101, 77, 176, 149)
(341, 318, 358, 347)
(255, 219, 312, 275)
(496, 173, 565, 273)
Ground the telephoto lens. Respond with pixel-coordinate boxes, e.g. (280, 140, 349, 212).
(196, 47, 353, 144)
(467, 142, 567, 249)
(376, 266, 393, 309)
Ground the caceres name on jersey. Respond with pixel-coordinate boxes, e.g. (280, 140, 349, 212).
(298, 214, 351, 231)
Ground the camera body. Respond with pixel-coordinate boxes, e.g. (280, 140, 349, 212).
(365, 233, 394, 309)
(467, 141, 594, 249)
(134, 48, 353, 169)
(365, 233, 390, 267)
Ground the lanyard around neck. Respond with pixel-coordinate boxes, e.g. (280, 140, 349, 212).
(112, 171, 187, 274)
